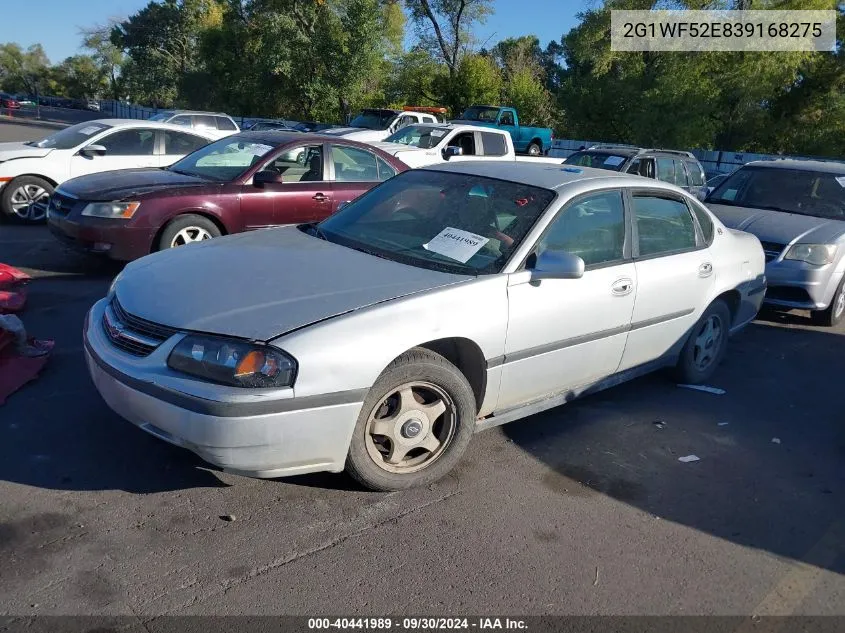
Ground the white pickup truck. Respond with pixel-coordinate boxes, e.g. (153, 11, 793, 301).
(369, 123, 561, 168)
(321, 109, 441, 143)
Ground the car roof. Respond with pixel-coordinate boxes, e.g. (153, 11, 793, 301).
(232, 130, 399, 151)
(422, 160, 689, 194)
(158, 110, 233, 117)
(745, 159, 845, 175)
(81, 119, 218, 136)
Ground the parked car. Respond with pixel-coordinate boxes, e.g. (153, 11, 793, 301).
(0, 93, 21, 109)
(706, 159, 845, 326)
(147, 110, 240, 138)
(47, 131, 408, 260)
(322, 108, 441, 143)
(564, 145, 709, 200)
(373, 123, 519, 167)
(452, 106, 553, 156)
(247, 120, 296, 132)
(86, 99, 101, 112)
(703, 172, 731, 197)
(0, 120, 215, 222)
(83, 161, 765, 490)
(14, 94, 35, 106)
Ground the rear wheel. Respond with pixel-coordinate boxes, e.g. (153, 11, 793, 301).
(811, 278, 845, 327)
(345, 348, 476, 491)
(674, 300, 731, 384)
(526, 142, 541, 156)
(157, 214, 221, 251)
(1, 175, 53, 223)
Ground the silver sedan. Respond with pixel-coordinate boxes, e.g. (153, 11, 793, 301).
(84, 162, 766, 490)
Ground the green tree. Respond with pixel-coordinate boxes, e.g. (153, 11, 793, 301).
(447, 53, 502, 113)
(0, 43, 50, 95)
(491, 36, 556, 127)
(52, 55, 109, 98)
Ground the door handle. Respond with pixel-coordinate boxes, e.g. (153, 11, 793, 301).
(611, 277, 634, 296)
(699, 262, 713, 277)
(312, 193, 328, 202)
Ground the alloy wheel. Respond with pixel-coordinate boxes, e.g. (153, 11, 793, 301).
(364, 381, 456, 474)
(9, 184, 49, 221)
(692, 314, 723, 372)
(170, 227, 212, 247)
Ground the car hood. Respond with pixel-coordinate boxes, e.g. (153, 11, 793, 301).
(115, 227, 470, 341)
(368, 142, 427, 157)
(57, 168, 212, 201)
(0, 142, 54, 162)
(708, 203, 845, 245)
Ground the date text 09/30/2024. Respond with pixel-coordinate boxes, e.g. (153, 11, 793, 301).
(308, 618, 528, 630)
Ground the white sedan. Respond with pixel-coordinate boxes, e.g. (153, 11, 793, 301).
(85, 162, 766, 490)
(0, 119, 216, 222)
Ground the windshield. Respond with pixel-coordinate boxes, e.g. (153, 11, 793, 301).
(316, 170, 556, 275)
(349, 110, 396, 130)
(250, 121, 288, 131)
(461, 107, 500, 122)
(563, 151, 629, 172)
(168, 136, 276, 182)
(385, 125, 450, 149)
(25, 122, 112, 149)
(148, 112, 174, 122)
(708, 165, 845, 219)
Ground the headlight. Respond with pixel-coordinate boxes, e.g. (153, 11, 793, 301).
(81, 201, 140, 219)
(784, 244, 837, 266)
(167, 334, 296, 388)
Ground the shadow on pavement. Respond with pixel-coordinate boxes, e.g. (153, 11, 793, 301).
(501, 320, 845, 574)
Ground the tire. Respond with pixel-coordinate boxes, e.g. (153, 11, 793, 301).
(526, 142, 541, 156)
(157, 214, 221, 251)
(345, 347, 476, 491)
(811, 277, 845, 327)
(673, 299, 731, 384)
(0, 175, 53, 223)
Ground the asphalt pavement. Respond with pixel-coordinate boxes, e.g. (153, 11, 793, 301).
(0, 121, 843, 623)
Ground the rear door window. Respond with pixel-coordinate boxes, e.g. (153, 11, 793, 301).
(98, 129, 156, 156)
(332, 145, 379, 182)
(633, 195, 698, 257)
(194, 115, 218, 130)
(480, 132, 507, 157)
(656, 158, 675, 184)
(674, 160, 689, 187)
(216, 116, 237, 131)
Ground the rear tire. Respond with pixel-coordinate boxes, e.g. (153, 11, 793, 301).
(345, 348, 476, 491)
(811, 277, 845, 327)
(526, 142, 541, 156)
(0, 175, 53, 223)
(157, 214, 221, 251)
(673, 300, 731, 384)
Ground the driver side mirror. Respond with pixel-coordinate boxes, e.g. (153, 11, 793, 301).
(530, 249, 585, 281)
(253, 170, 283, 186)
(442, 146, 463, 160)
(79, 144, 106, 158)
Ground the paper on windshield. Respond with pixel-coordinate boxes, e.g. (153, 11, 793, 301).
(604, 155, 625, 166)
(78, 126, 105, 136)
(423, 227, 489, 263)
(430, 130, 446, 137)
(836, 176, 845, 188)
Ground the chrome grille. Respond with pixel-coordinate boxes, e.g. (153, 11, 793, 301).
(102, 298, 177, 356)
(760, 241, 786, 263)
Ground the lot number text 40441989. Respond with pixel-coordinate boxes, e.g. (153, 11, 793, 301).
(308, 618, 528, 630)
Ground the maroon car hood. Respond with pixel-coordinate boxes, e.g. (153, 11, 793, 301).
(57, 168, 214, 201)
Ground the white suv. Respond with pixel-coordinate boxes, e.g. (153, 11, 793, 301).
(147, 110, 240, 138)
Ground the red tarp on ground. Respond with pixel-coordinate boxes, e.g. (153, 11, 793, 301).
(0, 263, 30, 313)
(0, 340, 54, 405)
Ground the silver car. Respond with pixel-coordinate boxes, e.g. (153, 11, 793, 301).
(84, 162, 766, 490)
(707, 160, 845, 326)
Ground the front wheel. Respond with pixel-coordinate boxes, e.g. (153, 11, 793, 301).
(157, 214, 221, 251)
(345, 348, 476, 491)
(1, 175, 53, 223)
(811, 277, 845, 327)
(674, 300, 731, 384)
(526, 142, 541, 156)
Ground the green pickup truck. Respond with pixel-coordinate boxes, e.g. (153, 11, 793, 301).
(453, 106, 553, 156)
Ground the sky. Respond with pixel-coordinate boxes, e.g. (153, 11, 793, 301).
(0, 0, 588, 65)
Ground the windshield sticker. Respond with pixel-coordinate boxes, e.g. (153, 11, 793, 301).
(836, 176, 845, 188)
(78, 126, 105, 136)
(562, 167, 582, 173)
(604, 155, 625, 166)
(423, 227, 490, 263)
(430, 130, 446, 138)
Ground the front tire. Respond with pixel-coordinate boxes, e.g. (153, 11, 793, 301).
(811, 277, 845, 327)
(526, 142, 541, 156)
(674, 300, 731, 384)
(1, 175, 53, 223)
(157, 214, 221, 251)
(345, 348, 476, 491)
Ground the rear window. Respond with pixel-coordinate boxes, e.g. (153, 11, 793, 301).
(194, 115, 218, 129)
(480, 132, 508, 157)
(216, 116, 237, 131)
(564, 151, 629, 171)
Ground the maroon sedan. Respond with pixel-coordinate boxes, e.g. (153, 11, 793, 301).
(46, 132, 408, 261)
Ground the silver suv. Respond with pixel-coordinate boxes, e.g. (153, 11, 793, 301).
(148, 110, 239, 138)
(707, 159, 845, 326)
(564, 145, 708, 200)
